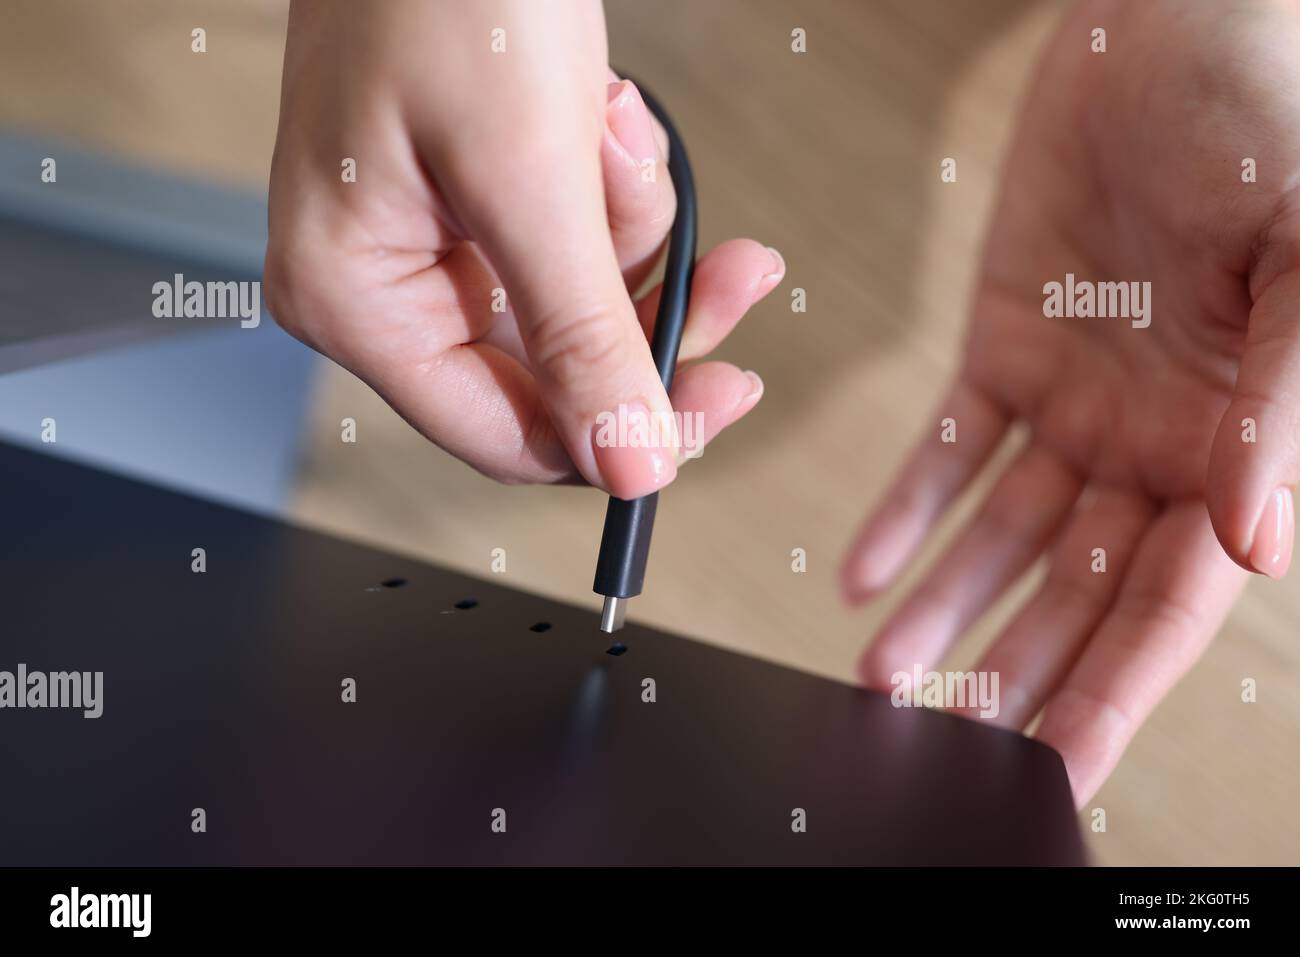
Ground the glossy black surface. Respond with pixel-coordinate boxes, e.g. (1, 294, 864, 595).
(0, 443, 1085, 865)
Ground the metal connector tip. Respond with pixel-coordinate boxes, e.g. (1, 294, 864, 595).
(600, 595, 627, 634)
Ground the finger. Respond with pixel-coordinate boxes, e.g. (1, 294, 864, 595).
(667, 361, 764, 460)
(272, 241, 577, 485)
(606, 68, 669, 157)
(473, 239, 780, 469)
(857, 443, 1083, 691)
(466, 238, 784, 383)
(635, 238, 784, 362)
(289, 238, 772, 488)
(1035, 501, 1249, 807)
(603, 78, 676, 293)
(1206, 266, 1300, 578)
(423, 78, 680, 501)
(387, 339, 575, 485)
(949, 486, 1156, 728)
(839, 378, 1011, 604)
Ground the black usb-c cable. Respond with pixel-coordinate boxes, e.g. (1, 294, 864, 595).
(593, 81, 697, 633)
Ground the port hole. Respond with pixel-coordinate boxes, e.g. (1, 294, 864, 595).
(453, 598, 479, 610)
(606, 642, 627, 656)
(380, 578, 407, 588)
(529, 622, 552, 633)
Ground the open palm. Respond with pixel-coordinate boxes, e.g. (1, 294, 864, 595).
(842, 0, 1300, 804)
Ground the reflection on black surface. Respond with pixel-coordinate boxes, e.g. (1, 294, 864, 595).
(564, 665, 609, 760)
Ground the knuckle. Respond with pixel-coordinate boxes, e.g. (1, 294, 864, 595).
(455, 132, 593, 209)
(262, 219, 347, 346)
(262, 233, 309, 336)
(529, 305, 635, 388)
(609, 173, 676, 235)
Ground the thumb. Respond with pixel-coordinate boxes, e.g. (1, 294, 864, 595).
(443, 128, 679, 500)
(1206, 268, 1300, 578)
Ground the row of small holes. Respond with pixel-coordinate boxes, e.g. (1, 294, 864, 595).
(371, 581, 616, 651)
(374, 579, 475, 610)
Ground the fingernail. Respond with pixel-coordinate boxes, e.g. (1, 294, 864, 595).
(740, 370, 764, 409)
(605, 80, 658, 165)
(763, 246, 785, 281)
(753, 246, 785, 302)
(591, 400, 678, 499)
(1250, 486, 1294, 577)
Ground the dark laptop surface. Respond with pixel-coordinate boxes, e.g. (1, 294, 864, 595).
(0, 442, 1085, 865)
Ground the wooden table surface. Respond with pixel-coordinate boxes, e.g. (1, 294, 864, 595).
(3, 0, 1295, 865)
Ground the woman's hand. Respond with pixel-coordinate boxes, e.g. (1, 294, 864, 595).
(265, 0, 782, 499)
(843, 0, 1300, 805)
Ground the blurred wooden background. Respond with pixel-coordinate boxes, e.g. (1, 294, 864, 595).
(2, 0, 1295, 865)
